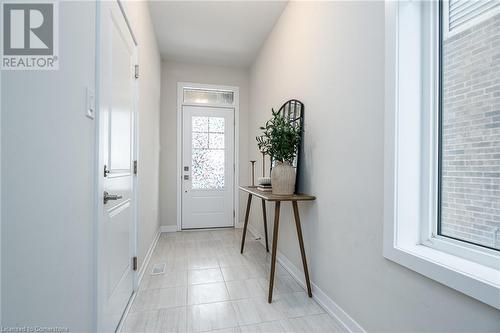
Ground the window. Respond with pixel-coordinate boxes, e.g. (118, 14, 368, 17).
(439, 1, 500, 251)
(183, 88, 234, 105)
(384, 0, 499, 310)
(191, 116, 225, 190)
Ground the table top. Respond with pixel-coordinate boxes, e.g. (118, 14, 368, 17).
(239, 186, 316, 202)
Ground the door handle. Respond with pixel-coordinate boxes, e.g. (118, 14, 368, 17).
(103, 191, 123, 204)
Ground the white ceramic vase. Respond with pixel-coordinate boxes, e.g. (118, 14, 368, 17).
(271, 161, 296, 195)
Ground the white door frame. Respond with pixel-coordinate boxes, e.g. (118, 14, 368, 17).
(94, 1, 139, 331)
(177, 82, 240, 231)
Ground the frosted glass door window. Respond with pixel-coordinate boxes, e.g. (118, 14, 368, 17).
(184, 89, 234, 105)
(191, 116, 226, 189)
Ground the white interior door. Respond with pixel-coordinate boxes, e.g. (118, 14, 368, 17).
(98, 1, 136, 331)
(182, 106, 234, 229)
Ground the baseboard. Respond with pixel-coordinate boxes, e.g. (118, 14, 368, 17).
(160, 225, 178, 233)
(247, 224, 365, 333)
(116, 281, 138, 333)
(118, 227, 161, 333)
(161, 224, 241, 231)
(276, 253, 366, 333)
(247, 224, 262, 241)
(137, 227, 161, 286)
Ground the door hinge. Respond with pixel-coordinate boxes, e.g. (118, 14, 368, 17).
(134, 64, 139, 79)
(104, 165, 110, 177)
(233, 210, 235, 218)
(133, 160, 138, 175)
(132, 256, 138, 271)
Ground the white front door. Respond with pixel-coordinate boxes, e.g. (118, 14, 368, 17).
(98, 1, 136, 331)
(182, 106, 234, 229)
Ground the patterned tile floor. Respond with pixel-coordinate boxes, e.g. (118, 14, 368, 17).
(121, 229, 346, 333)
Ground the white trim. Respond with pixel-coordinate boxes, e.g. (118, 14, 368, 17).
(117, 227, 160, 333)
(115, 288, 137, 333)
(246, 224, 260, 242)
(136, 228, 161, 288)
(130, 37, 139, 294)
(160, 225, 179, 233)
(176, 82, 240, 231)
(384, 0, 500, 310)
(176, 84, 182, 231)
(247, 225, 365, 333)
(0, 37, 3, 326)
(116, 0, 138, 46)
(276, 253, 365, 333)
(92, 2, 101, 330)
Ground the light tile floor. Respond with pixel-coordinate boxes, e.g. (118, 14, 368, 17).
(122, 229, 346, 333)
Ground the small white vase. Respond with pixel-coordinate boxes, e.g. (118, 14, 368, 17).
(271, 161, 296, 195)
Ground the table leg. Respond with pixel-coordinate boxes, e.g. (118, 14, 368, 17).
(292, 201, 312, 297)
(268, 201, 281, 303)
(261, 199, 269, 252)
(240, 193, 253, 254)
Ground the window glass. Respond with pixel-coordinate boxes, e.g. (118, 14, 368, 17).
(191, 117, 225, 189)
(184, 88, 234, 105)
(439, 4, 500, 250)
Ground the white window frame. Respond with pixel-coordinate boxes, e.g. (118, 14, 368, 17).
(384, 0, 500, 310)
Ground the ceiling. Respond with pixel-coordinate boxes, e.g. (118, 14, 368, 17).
(148, 1, 288, 68)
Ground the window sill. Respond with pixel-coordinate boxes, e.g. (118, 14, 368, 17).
(384, 242, 500, 309)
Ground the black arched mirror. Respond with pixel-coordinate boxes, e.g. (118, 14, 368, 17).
(271, 99, 304, 191)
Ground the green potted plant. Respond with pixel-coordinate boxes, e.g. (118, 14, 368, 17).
(256, 109, 301, 195)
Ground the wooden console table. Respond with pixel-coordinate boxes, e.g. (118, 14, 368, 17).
(239, 186, 316, 303)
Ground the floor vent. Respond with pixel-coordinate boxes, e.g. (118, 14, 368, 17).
(151, 263, 166, 275)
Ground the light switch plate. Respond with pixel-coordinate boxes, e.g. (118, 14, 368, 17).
(86, 87, 95, 119)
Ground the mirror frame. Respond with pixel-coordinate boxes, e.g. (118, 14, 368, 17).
(271, 99, 304, 192)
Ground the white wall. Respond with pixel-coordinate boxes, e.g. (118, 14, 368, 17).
(121, 0, 162, 271)
(247, 1, 500, 332)
(1, 1, 161, 330)
(1, 2, 96, 331)
(159, 61, 249, 227)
